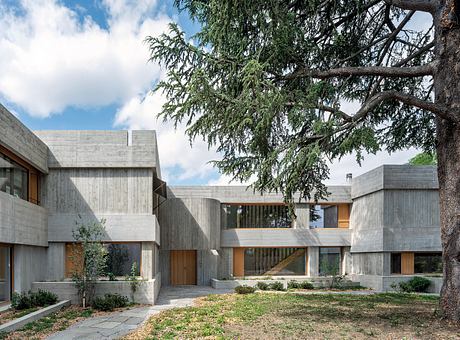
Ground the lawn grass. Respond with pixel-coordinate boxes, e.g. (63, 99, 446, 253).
(126, 292, 459, 339)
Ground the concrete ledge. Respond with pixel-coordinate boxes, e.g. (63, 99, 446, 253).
(0, 300, 70, 333)
(211, 278, 360, 290)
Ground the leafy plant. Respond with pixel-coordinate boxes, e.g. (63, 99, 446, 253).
(107, 272, 117, 281)
(256, 282, 269, 291)
(287, 280, 300, 289)
(125, 262, 141, 303)
(398, 277, 431, 293)
(92, 293, 129, 311)
(268, 281, 285, 291)
(234, 285, 256, 294)
(11, 290, 58, 310)
(299, 281, 314, 290)
(71, 217, 108, 307)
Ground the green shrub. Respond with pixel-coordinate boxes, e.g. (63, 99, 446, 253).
(11, 290, 58, 310)
(256, 282, 269, 290)
(287, 280, 300, 289)
(268, 281, 285, 291)
(399, 277, 431, 293)
(234, 285, 256, 294)
(92, 293, 129, 311)
(299, 281, 314, 289)
(11, 292, 33, 310)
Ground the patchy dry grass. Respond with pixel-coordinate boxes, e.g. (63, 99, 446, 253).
(0, 306, 93, 340)
(126, 292, 459, 339)
(0, 307, 39, 326)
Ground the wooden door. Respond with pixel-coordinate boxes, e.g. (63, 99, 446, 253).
(170, 250, 197, 285)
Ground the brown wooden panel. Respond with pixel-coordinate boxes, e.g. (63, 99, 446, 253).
(233, 248, 245, 277)
(28, 172, 39, 204)
(0, 248, 6, 280)
(338, 203, 350, 228)
(170, 250, 197, 285)
(65, 243, 83, 278)
(401, 252, 415, 274)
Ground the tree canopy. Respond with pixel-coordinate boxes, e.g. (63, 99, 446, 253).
(147, 0, 444, 203)
(409, 151, 437, 165)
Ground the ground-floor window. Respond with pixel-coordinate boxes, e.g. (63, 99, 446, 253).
(66, 242, 141, 278)
(319, 247, 341, 275)
(414, 253, 442, 274)
(0, 245, 12, 302)
(391, 252, 442, 275)
(243, 248, 306, 276)
(105, 243, 141, 276)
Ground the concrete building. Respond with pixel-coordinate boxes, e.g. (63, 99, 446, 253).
(0, 103, 443, 304)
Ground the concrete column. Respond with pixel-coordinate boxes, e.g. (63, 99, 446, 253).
(341, 247, 352, 275)
(307, 247, 319, 276)
(46, 242, 66, 281)
(294, 204, 310, 229)
(141, 242, 154, 279)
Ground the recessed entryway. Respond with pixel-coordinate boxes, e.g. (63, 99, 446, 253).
(170, 250, 197, 285)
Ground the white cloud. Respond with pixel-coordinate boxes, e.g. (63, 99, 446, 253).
(0, 0, 170, 117)
(114, 91, 220, 183)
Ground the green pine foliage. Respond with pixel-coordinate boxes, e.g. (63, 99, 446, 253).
(147, 0, 435, 204)
(409, 152, 437, 165)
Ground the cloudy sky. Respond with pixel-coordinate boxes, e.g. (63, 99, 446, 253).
(0, 0, 420, 185)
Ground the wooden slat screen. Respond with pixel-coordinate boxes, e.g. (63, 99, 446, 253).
(65, 243, 83, 278)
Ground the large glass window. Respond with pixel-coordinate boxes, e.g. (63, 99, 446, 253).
(244, 248, 306, 276)
(105, 243, 141, 276)
(310, 205, 338, 228)
(223, 204, 292, 229)
(319, 247, 341, 275)
(414, 253, 442, 274)
(0, 153, 28, 200)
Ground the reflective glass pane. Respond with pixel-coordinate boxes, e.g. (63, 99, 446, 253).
(414, 253, 442, 274)
(0, 246, 11, 302)
(223, 204, 291, 229)
(105, 243, 141, 276)
(319, 247, 341, 275)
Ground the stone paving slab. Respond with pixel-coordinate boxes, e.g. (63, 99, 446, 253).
(46, 286, 233, 340)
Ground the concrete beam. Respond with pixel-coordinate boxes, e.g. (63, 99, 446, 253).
(0, 104, 48, 173)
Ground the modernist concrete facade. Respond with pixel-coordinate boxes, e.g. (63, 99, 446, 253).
(0, 103, 443, 304)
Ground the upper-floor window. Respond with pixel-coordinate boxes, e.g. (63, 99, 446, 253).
(0, 153, 28, 200)
(309, 204, 350, 229)
(222, 204, 292, 229)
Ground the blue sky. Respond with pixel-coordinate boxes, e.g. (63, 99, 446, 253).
(0, 0, 418, 185)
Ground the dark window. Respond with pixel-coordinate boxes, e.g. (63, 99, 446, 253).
(105, 243, 141, 276)
(310, 205, 338, 228)
(319, 247, 341, 275)
(223, 204, 292, 229)
(414, 253, 442, 274)
(244, 248, 306, 276)
(0, 153, 28, 200)
(391, 253, 402, 274)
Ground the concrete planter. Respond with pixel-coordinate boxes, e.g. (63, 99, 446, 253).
(351, 274, 443, 293)
(32, 273, 161, 305)
(0, 300, 70, 333)
(211, 277, 361, 290)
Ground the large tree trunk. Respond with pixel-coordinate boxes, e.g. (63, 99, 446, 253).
(435, 7, 460, 321)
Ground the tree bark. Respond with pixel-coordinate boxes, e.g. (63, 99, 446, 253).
(434, 3, 460, 321)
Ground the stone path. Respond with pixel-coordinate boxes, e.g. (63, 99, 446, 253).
(46, 286, 232, 340)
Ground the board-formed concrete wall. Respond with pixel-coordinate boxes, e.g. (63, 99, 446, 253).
(169, 185, 352, 203)
(14, 245, 48, 292)
(41, 168, 158, 243)
(159, 198, 221, 250)
(0, 191, 48, 247)
(221, 228, 351, 247)
(34, 130, 159, 170)
(0, 104, 48, 173)
(41, 168, 154, 214)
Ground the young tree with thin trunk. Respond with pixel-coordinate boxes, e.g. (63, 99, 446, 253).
(147, 0, 460, 320)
